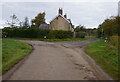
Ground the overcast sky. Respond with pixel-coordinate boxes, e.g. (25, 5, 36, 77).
(0, 1, 119, 29)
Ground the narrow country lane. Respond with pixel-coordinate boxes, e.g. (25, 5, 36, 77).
(3, 38, 112, 80)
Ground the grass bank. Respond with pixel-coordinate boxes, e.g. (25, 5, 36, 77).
(86, 40, 118, 80)
(15, 38, 89, 42)
(0, 38, 2, 75)
(2, 38, 32, 74)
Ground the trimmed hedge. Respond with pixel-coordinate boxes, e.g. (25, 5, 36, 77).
(2, 28, 73, 39)
(48, 30, 73, 39)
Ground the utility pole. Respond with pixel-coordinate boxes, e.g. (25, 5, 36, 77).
(101, 27, 104, 38)
(99, 25, 103, 39)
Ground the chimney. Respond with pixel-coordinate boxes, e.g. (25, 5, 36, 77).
(59, 8, 63, 15)
(64, 14, 67, 18)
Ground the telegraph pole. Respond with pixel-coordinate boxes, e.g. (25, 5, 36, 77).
(99, 25, 103, 39)
(101, 27, 104, 38)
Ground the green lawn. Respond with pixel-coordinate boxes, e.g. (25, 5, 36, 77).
(86, 40, 118, 80)
(15, 38, 89, 42)
(2, 38, 32, 74)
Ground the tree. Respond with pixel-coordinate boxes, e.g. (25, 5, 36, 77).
(98, 16, 119, 37)
(6, 14, 19, 28)
(97, 25, 102, 37)
(74, 25, 86, 32)
(19, 21, 23, 28)
(23, 17, 29, 28)
(74, 26, 80, 32)
(31, 12, 46, 28)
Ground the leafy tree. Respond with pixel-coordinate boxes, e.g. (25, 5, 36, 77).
(97, 25, 102, 37)
(23, 17, 29, 28)
(98, 16, 119, 37)
(31, 12, 46, 28)
(74, 25, 86, 32)
(6, 14, 19, 28)
(74, 26, 80, 32)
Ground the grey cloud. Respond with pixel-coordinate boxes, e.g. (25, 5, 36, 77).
(2, 2, 118, 28)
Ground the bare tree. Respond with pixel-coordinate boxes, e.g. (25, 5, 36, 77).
(19, 21, 23, 28)
(6, 14, 19, 28)
(23, 17, 29, 28)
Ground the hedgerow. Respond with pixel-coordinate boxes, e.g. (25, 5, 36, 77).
(2, 27, 73, 39)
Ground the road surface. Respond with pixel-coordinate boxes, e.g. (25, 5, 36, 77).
(3, 38, 111, 80)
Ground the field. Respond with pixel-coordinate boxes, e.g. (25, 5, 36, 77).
(2, 38, 32, 74)
(86, 38, 118, 80)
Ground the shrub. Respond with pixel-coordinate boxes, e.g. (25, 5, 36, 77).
(37, 29, 50, 38)
(99, 16, 120, 37)
(55, 30, 72, 39)
(107, 36, 118, 50)
(75, 32, 86, 38)
(48, 30, 73, 39)
(47, 30, 56, 39)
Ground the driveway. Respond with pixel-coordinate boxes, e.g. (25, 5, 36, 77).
(3, 38, 112, 80)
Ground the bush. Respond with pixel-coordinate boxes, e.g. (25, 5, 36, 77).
(37, 29, 49, 38)
(47, 30, 56, 39)
(2, 28, 73, 39)
(107, 36, 118, 50)
(48, 30, 73, 39)
(99, 16, 120, 37)
(75, 32, 86, 38)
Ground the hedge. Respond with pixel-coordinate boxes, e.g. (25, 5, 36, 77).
(2, 27, 73, 39)
(75, 32, 86, 38)
(48, 30, 73, 39)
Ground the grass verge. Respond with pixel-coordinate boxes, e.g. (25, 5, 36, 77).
(2, 38, 32, 74)
(85, 40, 118, 80)
(15, 38, 89, 42)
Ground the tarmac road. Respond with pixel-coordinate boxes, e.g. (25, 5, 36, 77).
(4, 38, 112, 80)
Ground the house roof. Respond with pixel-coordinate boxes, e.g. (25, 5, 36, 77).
(39, 24, 49, 29)
(50, 14, 71, 23)
(67, 19, 71, 23)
